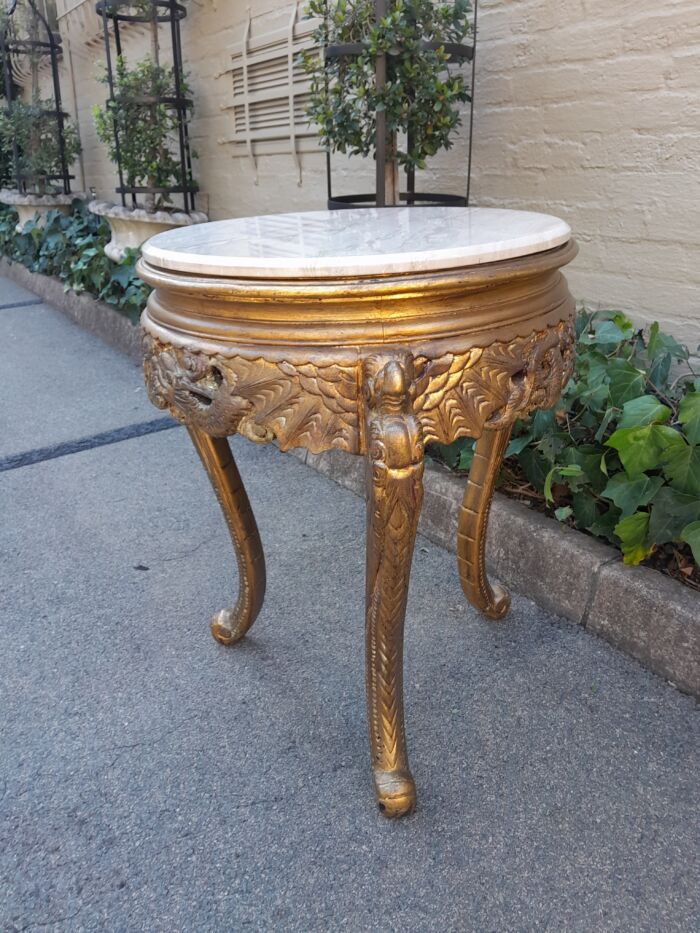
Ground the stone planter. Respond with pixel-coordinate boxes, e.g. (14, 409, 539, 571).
(88, 201, 208, 262)
(0, 189, 83, 232)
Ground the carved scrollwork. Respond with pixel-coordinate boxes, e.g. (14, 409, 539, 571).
(413, 319, 575, 444)
(143, 318, 574, 454)
(143, 334, 360, 453)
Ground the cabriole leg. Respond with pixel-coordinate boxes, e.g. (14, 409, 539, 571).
(187, 427, 266, 644)
(457, 425, 512, 620)
(364, 357, 423, 818)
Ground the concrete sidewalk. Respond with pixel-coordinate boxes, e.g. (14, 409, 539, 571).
(1, 288, 699, 932)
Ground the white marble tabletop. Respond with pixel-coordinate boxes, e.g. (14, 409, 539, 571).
(142, 207, 571, 279)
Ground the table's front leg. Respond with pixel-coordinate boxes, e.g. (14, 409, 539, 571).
(457, 425, 512, 619)
(364, 358, 423, 818)
(187, 427, 266, 644)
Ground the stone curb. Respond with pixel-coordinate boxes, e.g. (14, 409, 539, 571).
(4, 262, 698, 699)
(0, 258, 142, 362)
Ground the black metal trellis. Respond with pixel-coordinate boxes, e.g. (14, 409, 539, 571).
(95, 0, 197, 211)
(0, 0, 73, 195)
(323, 0, 478, 209)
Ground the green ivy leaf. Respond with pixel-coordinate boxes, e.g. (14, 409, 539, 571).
(600, 473, 664, 517)
(543, 464, 584, 504)
(593, 406, 616, 443)
(607, 359, 646, 407)
(571, 490, 598, 528)
(554, 505, 573, 522)
(647, 322, 688, 361)
(591, 314, 634, 348)
(110, 262, 137, 288)
(614, 511, 654, 565)
(575, 360, 610, 408)
(561, 445, 607, 492)
(537, 429, 566, 463)
(505, 433, 533, 457)
(680, 521, 700, 565)
(529, 408, 557, 440)
(662, 441, 700, 496)
(606, 424, 685, 476)
(589, 504, 622, 543)
(457, 441, 475, 471)
(648, 352, 671, 389)
(648, 487, 700, 544)
(618, 395, 672, 429)
(518, 447, 549, 492)
(433, 439, 463, 470)
(678, 391, 700, 446)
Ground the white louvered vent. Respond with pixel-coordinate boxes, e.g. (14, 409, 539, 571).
(219, 3, 320, 182)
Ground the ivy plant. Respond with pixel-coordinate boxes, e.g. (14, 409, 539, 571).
(0, 97, 81, 195)
(432, 310, 700, 580)
(0, 202, 149, 321)
(93, 56, 195, 212)
(302, 0, 472, 172)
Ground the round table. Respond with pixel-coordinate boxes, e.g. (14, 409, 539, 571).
(138, 206, 577, 818)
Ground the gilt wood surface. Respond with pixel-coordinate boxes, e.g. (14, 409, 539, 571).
(138, 222, 577, 818)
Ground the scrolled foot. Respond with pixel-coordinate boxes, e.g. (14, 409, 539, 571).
(210, 609, 249, 645)
(372, 768, 416, 818)
(479, 582, 511, 620)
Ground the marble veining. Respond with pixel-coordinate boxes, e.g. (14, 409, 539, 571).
(142, 207, 571, 279)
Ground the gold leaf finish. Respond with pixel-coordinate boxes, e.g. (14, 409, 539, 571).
(457, 426, 513, 619)
(414, 319, 575, 444)
(144, 318, 574, 456)
(363, 355, 423, 817)
(144, 335, 359, 452)
(187, 429, 266, 644)
(138, 239, 578, 818)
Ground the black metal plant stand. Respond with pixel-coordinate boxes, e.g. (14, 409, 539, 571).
(95, 0, 197, 212)
(323, 0, 478, 209)
(0, 0, 73, 195)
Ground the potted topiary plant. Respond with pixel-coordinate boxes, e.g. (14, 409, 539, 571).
(0, 47, 11, 190)
(90, 0, 206, 261)
(0, 0, 83, 230)
(303, 0, 473, 206)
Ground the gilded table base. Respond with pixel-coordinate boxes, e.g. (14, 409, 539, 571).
(139, 242, 577, 818)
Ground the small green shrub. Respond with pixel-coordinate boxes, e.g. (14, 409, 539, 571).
(93, 56, 195, 212)
(0, 202, 149, 321)
(432, 309, 700, 577)
(0, 97, 81, 195)
(302, 0, 472, 171)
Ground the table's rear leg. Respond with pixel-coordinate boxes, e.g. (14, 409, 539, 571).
(457, 425, 512, 620)
(187, 427, 266, 644)
(364, 359, 423, 818)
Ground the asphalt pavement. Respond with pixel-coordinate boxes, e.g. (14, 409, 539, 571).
(1, 284, 698, 932)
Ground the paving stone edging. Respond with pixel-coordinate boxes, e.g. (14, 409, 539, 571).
(4, 259, 698, 699)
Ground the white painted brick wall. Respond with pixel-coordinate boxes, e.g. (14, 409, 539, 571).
(471, 0, 700, 346)
(46, 0, 700, 346)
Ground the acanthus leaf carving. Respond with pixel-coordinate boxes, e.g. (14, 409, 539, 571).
(143, 334, 361, 453)
(413, 319, 575, 445)
(143, 317, 575, 455)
